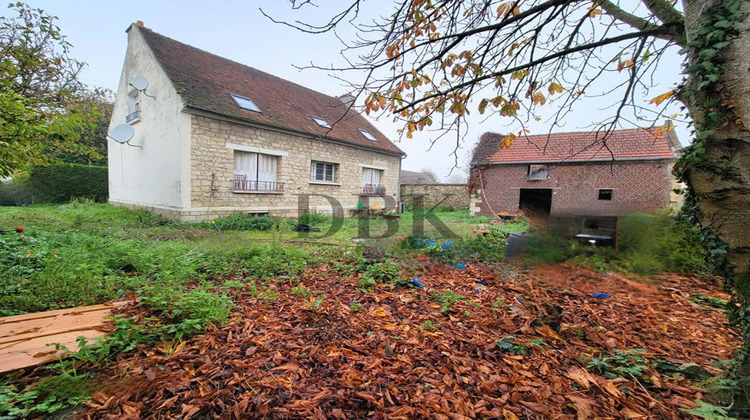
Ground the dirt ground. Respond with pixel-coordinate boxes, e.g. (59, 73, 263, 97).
(81, 262, 740, 419)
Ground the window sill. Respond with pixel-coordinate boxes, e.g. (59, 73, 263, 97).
(309, 181, 340, 186)
(128, 118, 141, 125)
(232, 190, 284, 195)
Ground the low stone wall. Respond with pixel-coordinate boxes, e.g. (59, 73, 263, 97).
(400, 184, 469, 210)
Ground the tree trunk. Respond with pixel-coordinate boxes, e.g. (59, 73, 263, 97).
(682, 0, 750, 411)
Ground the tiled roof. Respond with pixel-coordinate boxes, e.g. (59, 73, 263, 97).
(401, 170, 436, 184)
(136, 25, 404, 156)
(472, 129, 678, 165)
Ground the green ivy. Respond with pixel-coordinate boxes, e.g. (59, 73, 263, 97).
(677, 0, 745, 175)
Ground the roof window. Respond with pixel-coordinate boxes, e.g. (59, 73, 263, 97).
(230, 93, 261, 113)
(311, 116, 331, 129)
(358, 129, 377, 141)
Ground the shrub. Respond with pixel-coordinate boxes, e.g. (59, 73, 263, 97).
(0, 177, 32, 206)
(524, 213, 710, 276)
(30, 164, 108, 203)
(211, 213, 280, 231)
(617, 213, 709, 275)
(298, 211, 330, 225)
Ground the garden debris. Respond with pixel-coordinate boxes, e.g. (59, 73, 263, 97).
(81, 262, 739, 419)
(0, 302, 130, 373)
(292, 224, 321, 232)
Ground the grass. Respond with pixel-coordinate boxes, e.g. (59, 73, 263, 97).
(0, 202, 515, 417)
(0, 203, 512, 316)
(523, 212, 712, 277)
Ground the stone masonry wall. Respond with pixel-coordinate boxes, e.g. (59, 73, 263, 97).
(186, 115, 402, 221)
(471, 160, 674, 216)
(400, 184, 469, 210)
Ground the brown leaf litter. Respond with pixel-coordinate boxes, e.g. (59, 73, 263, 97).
(80, 262, 739, 419)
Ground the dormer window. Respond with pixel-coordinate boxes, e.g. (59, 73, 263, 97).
(358, 129, 377, 142)
(311, 116, 331, 129)
(230, 93, 261, 113)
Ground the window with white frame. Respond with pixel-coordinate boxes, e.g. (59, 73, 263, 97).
(311, 161, 336, 182)
(233, 151, 281, 191)
(126, 90, 140, 123)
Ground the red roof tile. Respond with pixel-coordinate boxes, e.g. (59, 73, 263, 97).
(136, 25, 404, 156)
(473, 129, 678, 165)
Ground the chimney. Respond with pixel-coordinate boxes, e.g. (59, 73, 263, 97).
(663, 119, 682, 154)
(137, 20, 144, 27)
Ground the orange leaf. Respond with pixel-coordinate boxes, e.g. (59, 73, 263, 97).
(499, 133, 516, 148)
(649, 90, 674, 106)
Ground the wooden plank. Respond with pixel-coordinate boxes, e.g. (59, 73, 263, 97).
(0, 316, 110, 346)
(0, 329, 105, 373)
(0, 301, 130, 373)
(0, 302, 125, 325)
(0, 309, 112, 343)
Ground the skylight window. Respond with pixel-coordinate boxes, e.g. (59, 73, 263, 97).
(311, 116, 331, 129)
(230, 93, 261, 113)
(358, 129, 377, 141)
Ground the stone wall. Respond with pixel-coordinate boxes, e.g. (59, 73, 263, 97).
(400, 183, 469, 210)
(186, 114, 402, 221)
(470, 160, 674, 216)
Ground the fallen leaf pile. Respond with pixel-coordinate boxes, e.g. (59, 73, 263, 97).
(83, 262, 740, 419)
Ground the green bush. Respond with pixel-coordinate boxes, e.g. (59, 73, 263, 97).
(298, 211, 330, 225)
(30, 164, 107, 204)
(211, 213, 281, 231)
(617, 213, 709, 275)
(524, 213, 710, 276)
(0, 177, 32, 206)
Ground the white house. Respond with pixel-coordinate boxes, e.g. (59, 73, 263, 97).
(108, 22, 405, 221)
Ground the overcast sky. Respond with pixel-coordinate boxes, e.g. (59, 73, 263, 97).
(23, 0, 691, 181)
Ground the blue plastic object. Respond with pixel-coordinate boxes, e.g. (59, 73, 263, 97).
(442, 240, 454, 249)
(411, 275, 424, 289)
(476, 279, 488, 286)
(592, 292, 611, 298)
(455, 263, 467, 270)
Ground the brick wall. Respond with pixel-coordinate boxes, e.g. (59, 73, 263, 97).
(400, 184, 469, 210)
(185, 115, 402, 221)
(471, 160, 674, 216)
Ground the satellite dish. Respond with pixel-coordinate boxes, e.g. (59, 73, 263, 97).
(130, 76, 149, 91)
(108, 124, 135, 144)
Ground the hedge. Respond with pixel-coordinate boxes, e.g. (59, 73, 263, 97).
(0, 178, 32, 206)
(30, 164, 108, 203)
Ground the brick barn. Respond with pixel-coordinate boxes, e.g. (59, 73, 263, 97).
(469, 129, 681, 224)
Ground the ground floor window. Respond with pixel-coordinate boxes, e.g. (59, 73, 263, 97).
(311, 161, 336, 182)
(233, 151, 282, 191)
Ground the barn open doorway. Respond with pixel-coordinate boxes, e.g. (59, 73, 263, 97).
(519, 188, 552, 215)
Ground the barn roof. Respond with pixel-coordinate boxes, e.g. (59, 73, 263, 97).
(472, 129, 679, 165)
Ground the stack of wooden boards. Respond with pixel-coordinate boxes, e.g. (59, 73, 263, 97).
(0, 302, 127, 373)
